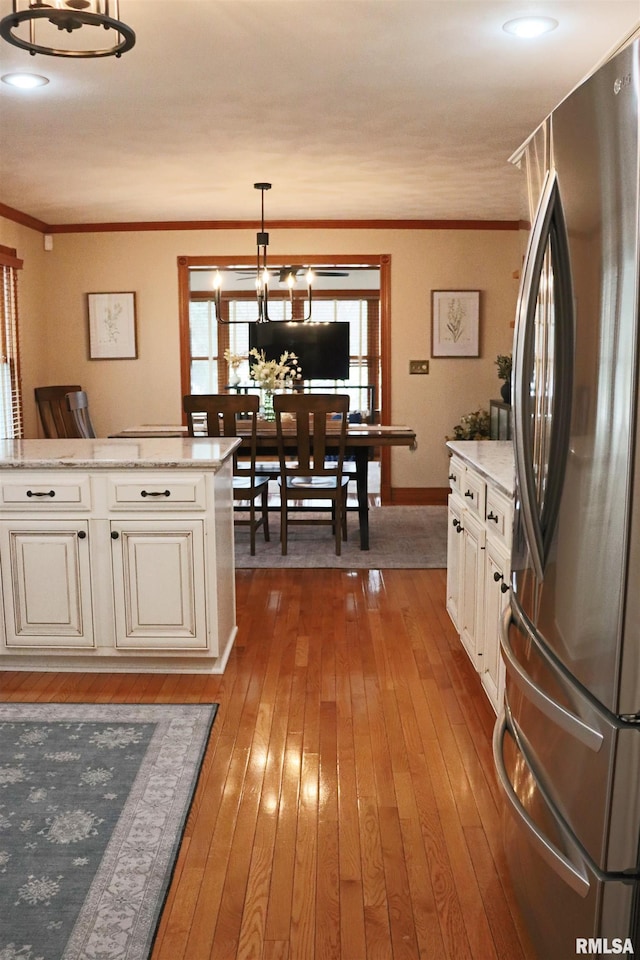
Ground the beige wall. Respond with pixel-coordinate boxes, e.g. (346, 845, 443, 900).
(1, 217, 519, 489)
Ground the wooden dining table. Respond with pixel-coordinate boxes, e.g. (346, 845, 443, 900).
(109, 422, 417, 550)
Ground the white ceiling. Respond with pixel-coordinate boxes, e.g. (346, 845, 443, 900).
(0, 0, 638, 227)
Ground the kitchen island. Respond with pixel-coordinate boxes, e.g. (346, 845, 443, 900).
(0, 437, 240, 673)
(446, 440, 515, 712)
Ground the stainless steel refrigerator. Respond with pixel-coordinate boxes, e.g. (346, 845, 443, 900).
(493, 37, 640, 960)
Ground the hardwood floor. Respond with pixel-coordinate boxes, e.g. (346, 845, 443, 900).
(0, 568, 536, 960)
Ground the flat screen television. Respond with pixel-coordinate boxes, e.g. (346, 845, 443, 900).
(249, 321, 350, 381)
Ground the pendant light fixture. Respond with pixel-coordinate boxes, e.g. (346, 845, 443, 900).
(0, 1, 135, 58)
(214, 183, 314, 325)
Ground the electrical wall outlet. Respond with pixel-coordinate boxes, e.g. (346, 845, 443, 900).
(409, 360, 429, 374)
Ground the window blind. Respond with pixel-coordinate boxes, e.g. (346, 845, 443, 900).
(0, 246, 24, 439)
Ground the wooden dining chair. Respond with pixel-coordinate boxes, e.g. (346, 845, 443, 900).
(183, 394, 270, 555)
(65, 390, 97, 439)
(274, 393, 350, 556)
(35, 384, 82, 437)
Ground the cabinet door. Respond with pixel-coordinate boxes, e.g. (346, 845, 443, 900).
(0, 520, 94, 648)
(446, 496, 463, 630)
(482, 539, 510, 713)
(110, 520, 208, 650)
(459, 511, 486, 668)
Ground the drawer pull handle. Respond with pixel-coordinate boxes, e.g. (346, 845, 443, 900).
(77, 530, 86, 540)
(140, 489, 171, 498)
(111, 531, 119, 540)
(464, 490, 474, 498)
(448, 473, 456, 481)
(26, 489, 55, 498)
(487, 511, 499, 522)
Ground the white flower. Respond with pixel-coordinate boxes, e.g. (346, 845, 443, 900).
(223, 349, 245, 370)
(249, 348, 302, 391)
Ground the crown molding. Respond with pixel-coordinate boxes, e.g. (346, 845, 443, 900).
(0, 204, 519, 234)
(0, 202, 49, 233)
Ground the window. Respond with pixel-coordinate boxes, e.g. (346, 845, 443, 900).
(184, 269, 381, 421)
(0, 245, 23, 439)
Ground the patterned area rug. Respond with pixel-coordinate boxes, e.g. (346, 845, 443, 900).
(0, 702, 217, 960)
(234, 504, 448, 568)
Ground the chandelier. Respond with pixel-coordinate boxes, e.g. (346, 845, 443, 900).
(0, 1, 135, 58)
(214, 183, 313, 324)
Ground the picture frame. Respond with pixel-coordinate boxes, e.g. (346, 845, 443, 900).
(431, 289, 480, 357)
(87, 292, 137, 359)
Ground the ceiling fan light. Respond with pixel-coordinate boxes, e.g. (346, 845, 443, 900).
(502, 16, 558, 38)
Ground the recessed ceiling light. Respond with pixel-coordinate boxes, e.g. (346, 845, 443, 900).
(503, 16, 559, 38)
(1, 72, 49, 89)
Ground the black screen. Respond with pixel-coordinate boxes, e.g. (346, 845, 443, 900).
(249, 322, 350, 380)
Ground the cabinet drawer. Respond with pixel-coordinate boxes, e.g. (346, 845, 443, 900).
(0, 475, 91, 510)
(461, 469, 485, 517)
(448, 455, 464, 494)
(485, 487, 513, 544)
(107, 474, 206, 510)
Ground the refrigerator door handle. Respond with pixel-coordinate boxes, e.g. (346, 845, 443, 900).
(500, 604, 604, 753)
(513, 170, 555, 581)
(493, 709, 591, 898)
(513, 167, 574, 581)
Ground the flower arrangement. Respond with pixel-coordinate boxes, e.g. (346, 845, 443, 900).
(223, 349, 247, 385)
(449, 408, 490, 441)
(495, 353, 512, 381)
(224, 349, 245, 372)
(249, 347, 302, 391)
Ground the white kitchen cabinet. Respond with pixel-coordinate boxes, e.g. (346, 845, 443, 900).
(0, 439, 239, 673)
(447, 456, 486, 671)
(482, 533, 510, 709)
(0, 519, 94, 648)
(110, 520, 207, 650)
(446, 494, 463, 631)
(446, 441, 515, 714)
(459, 509, 486, 669)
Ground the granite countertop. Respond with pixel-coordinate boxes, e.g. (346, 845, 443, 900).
(0, 437, 241, 470)
(446, 439, 515, 497)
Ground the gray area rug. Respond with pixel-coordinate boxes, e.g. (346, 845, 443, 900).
(234, 504, 448, 568)
(0, 702, 217, 960)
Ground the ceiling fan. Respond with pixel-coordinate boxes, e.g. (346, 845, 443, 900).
(276, 265, 349, 281)
(232, 264, 350, 282)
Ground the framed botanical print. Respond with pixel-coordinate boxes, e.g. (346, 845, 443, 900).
(87, 291, 137, 359)
(431, 290, 480, 357)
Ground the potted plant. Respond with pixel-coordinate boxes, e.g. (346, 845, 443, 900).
(496, 353, 512, 404)
(448, 408, 491, 440)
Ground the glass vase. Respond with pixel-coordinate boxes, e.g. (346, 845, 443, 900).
(262, 389, 275, 421)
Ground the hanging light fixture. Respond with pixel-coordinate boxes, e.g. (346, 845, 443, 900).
(213, 183, 314, 325)
(0, 1, 135, 58)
